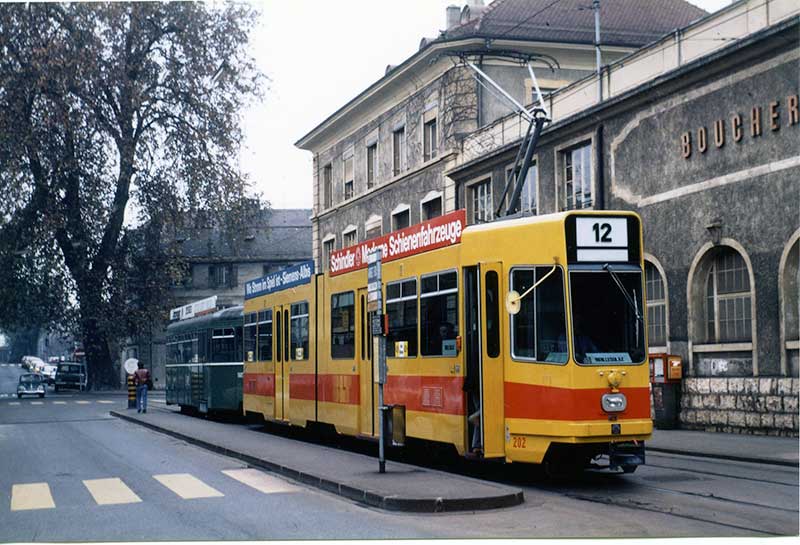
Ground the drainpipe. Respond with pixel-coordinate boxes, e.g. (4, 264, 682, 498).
(593, 0, 602, 102)
(477, 55, 484, 127)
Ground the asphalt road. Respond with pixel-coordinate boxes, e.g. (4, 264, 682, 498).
(0, 367, 797, 541)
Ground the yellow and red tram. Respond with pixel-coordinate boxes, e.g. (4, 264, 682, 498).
(242, 210, 652, 471)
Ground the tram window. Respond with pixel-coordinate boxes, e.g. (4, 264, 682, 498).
(386, 278, 418, 357)
(257, 310, 272, 362)
(244, 313, 257, 362)
(511, 267, 567, 364)
(211, 328, 236, 363)
(485, 271, 500, 358)
(291, 302, 309, 360)
(283, 309, 290, 362)
(570, 269, 645, 365)
(420, 270, 459, 357)
(331, 291, 355, 358)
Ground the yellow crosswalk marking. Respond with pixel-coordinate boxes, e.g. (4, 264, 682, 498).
(52, 401, 67, 405)
(96, 400, 114, 404)
(11, 483, 56, 511)
(75, 401, 90, 405)
(153, 474, 223, 499)
(83, 478, 141, 505)
(222, 469, 299, 495)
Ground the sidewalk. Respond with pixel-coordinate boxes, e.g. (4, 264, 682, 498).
(648, 428, 799, 467)
(110, 407, 523, 513)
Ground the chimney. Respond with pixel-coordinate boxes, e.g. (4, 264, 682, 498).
(446, 5, 461, 30)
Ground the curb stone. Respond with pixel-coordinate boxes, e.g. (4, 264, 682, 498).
(110, 410, 524, 513)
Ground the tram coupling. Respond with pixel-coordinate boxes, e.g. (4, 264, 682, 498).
(591, 442, 646, 473)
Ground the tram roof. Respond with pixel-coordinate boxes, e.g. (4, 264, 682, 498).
(462, 210, 640, 238)
(166, 305, 243, 334)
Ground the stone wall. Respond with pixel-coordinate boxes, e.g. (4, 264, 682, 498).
(679, 377, 799, 436)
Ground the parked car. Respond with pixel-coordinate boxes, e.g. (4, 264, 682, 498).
(21, 356, 44, 371)
(17, 374, 46, 398)
(54, 362, 87, 392)
(40, 364, 58, 385)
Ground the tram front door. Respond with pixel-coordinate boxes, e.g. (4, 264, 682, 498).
(464, 263, 504, 457)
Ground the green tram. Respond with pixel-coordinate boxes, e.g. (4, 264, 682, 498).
(165, 306, 244, 415)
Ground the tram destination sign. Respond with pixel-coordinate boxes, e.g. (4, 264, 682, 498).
(565, 215, 640, 264)
(329, 209, 466, 277)
(245, 260, 315, 300)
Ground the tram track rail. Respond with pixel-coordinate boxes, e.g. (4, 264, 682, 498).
(560, 491, 788, 536)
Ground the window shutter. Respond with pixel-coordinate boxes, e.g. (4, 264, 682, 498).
(208, 265, 216, 288)
(230, 265, 238, 288)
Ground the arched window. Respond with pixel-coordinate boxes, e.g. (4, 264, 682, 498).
(645, 261, 667, 348)
(703, 248, 752, 343)
(780, 235, 799, 375)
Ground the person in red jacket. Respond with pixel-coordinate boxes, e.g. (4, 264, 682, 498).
(132, 362, 151, 413)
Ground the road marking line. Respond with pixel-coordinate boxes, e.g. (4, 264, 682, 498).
(11, 483, 56, 511)
(83, 478, 142, 505)
(75, 400, 90, 405)
(151, 399, 166, 404)
(9, 402, 20, 406)
(30, 401, 44, 405)
(153, 474, 224, 499)
(52, 401, 67, 405)
(222, 469, 299, 495)
(96, 400, 114, 404)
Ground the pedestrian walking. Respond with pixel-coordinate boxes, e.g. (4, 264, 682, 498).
(132, 362, 151, 413)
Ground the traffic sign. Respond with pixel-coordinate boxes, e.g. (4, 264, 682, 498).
(123, 358, 138, 375)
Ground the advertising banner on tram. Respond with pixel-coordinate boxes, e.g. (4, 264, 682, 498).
(328, 209, 467, 277)
(245, 260, 315, 299)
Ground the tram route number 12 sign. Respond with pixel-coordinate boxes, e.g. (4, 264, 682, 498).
(575, 217, 629, 262)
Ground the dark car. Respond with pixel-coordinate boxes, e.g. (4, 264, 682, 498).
(54, 362, 87, 392)
(17, 374, 46, 398)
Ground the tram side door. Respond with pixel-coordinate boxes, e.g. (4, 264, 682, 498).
(479, 262, 504, 458)
(463, 266, 481, 454)
(274, 304, 290, 421)
(357, 289, 376, 436)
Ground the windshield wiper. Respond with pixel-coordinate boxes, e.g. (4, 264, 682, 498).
(603, 264, 644, 326)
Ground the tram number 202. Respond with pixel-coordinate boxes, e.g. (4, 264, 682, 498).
(512, 436, 527, 449)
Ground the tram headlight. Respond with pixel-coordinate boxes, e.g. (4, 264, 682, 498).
(601, 393, 627, 412)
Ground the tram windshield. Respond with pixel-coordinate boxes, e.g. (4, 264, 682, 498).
(569, 268, 645, 365)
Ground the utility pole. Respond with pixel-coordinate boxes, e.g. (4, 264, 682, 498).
(593, 0, 602, 102)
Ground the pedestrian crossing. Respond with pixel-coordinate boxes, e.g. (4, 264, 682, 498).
(0, 363, 23, 368)
(7, 469, 299, 511)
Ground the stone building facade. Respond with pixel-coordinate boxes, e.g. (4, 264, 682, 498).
(446, 5, 799, 435)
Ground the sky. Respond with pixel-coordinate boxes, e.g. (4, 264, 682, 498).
(239, 0, 736, 210)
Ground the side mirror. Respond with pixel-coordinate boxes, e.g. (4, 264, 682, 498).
(505, 290, 521, 315)
(505, 262, 559, 316)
